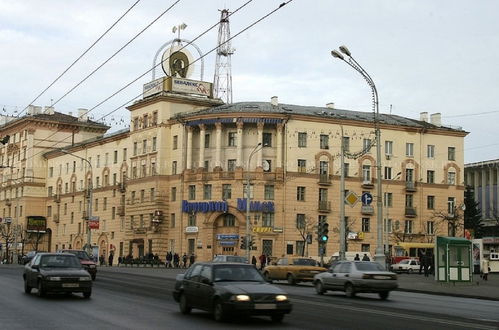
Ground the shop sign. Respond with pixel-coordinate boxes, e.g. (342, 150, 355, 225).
(273, 227, 283, 233)
(182, 200, 228, 213)
(185, 226, 199, 233)
(171, 78, 212, 97)
(88, 220, 100, 230)
(216, 234, 239, 240)
(236, 199, 275, 213)
(482, 237, 499, 244)
(219, 241, 236, 246)
(26, 216, 46, 232)
(347, 232, 359, 240)
(252, 227, 273, 233)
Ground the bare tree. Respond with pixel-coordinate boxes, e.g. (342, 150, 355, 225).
(296, 216, 314, 257)
(430, 206, 464, 238)
(0, 223, 15, 263)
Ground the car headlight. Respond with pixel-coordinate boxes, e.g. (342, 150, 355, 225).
(234, 294, 250, 302)
(79, 276, 91, 281)
(48, 277, 61, 281)
(275, 295, 288, 302)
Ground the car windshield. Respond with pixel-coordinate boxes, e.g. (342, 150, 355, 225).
(292, 258, 317, 266)
(226, 256, 247, 263)
(65, 251, 91, 260)
(355, 262, 385, 271)
(399, 260, 410, 264)
(213, 265, 264, 282)
(40, 255, 81, 268)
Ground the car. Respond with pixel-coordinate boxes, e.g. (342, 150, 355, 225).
(313, 261, 398, 300)
(262, 257, 327, 285)
(212, 255, 248, 263)
(21, 251, 39, 265)
(23, 252, 93, 298)
(172, 262, 292, 322)
(390, 258, 420, 274)
(60, 249, 97, 280)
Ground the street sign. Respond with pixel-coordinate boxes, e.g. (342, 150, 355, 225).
(361, 192, 373, 205)
(344, 192, 359, 207)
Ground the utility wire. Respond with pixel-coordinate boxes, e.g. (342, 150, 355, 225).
(15, 0, 143, 118)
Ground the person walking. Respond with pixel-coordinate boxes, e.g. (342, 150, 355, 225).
(108, 252, 114, 267)
(259, 253, 267, 270)
(423, 252, 430, 277)
(166, 252, 173, 268)
(251, 255, 257, 267)
(418, 251, 424, 275)
(482, 257, 490, 281)
(189, 253, 195, 267)
(362, 253, 370, 261)
(354, 254, 360, 261)
(173, 253, 180, 268)
(182, 253, 188, 268)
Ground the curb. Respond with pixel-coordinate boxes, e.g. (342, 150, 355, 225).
(396, 287, 499, 302)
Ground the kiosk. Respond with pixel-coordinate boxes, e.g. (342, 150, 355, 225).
(436, 236, 472, 282)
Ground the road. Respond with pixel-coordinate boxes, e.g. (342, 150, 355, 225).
(0, 265, 498, 330)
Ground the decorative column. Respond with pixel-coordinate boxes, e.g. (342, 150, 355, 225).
(481, 168, 487, 218)
(489, 167, 495, 217)
(236, 121, 243, 168)
(215, 122, 222, 169)
(276, 123, 283, 169)
(473, 169, 479, 211)
(186, 126, 193, 170)
(256, 122, 264, 168)
(198, 124, 206, 169)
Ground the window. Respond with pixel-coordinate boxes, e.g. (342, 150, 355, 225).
(385, 141, 393, 155)
(133, 117, 139, 130)
(94, 198, 99, 211)
(150, 188, 155, 201)
(173, 136, 178, 150)
(405, 194, 413, 207)
(320, 135, 329, 149)
(362, 218, 370, 232)
(362, 165, 371, 182)
(49, 167, 53, 177)
(342, 137, 350, 152)
(297, 159, 306, 173)
(427, 196, 435, 209)
(227, 159, 236, 171)
(448, 147, 455, 161)
(361, 244, 370, 253)
(447, 197, 456, 215)
(222, 184, 232, 200)
(264, 185, 274, 200)
(112, 207, 116, 220)
(64, 203, 67, 215)
(143, 114, 148, 128)
(404, 220, 413, 234)
(383, 218, 392, 233)
(142, 140, 147, 154)
(427, 221, 434, 235)
(447, 172, 456, 185)
(188, 214, 196, 226)
(405, 168, 414, 182)
(262, 213, 274, 227)
(223, 214, 235, 227)
(170, 213, 175, 228)
(152, 137, 157, 151)
(171, 187, 177, 201)
(140, 190, 145, 203)
(296, 214, 306, 229)
(298, 132, 307, 147)
(131, 191, 136, 204)
(123, 148, 127, 161)
(319, 188, 328, 202)
(47, 206, 52, 217)
(427, 145, 435, 158)
(384, 167, 392, 180)
(188, 185, 196, 200)
(263, 132, 272, 147)
(48, 186, 53, 197)
(363, 138, 371, 153)
(204, 134, 210, 148)
(203, 184, 212, 200)
(133, 142, 138, 156)
(343, 163, 350, 177)
(103, 197, 107, 210)
(406, 143, 414, 157)
(228, 132, 236, 147)
(152, 111, 158, 125)
(427, 170, 435, 184)
(297, 186, 306, 201)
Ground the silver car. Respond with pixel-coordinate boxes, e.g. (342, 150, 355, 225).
(313, 261, 398, 300)
(212, 255, 248, 263)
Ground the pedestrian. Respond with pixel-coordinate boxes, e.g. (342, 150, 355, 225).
(118, 256, 122, 266)
(418, 251, 424, 275)
(108, 252, 114, 267)
(189, 253, 195, 267)
(173, 253, 180, 268)
(99, 254, 105, 266)
(182, 253, 188, 268)
(354, 254, 360, 261)
(482, 257, 490, 281)
(423, 252, 430, 277)
(252, 255, 257, 267)
(259, 253, 267, 270)
(166, 251, 173, 268)
(362, 253, 370, 261)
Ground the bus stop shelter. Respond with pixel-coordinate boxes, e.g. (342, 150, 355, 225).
(436, 236, 472, 282)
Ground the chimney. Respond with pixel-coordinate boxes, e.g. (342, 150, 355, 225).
(271, 96, 278, 107)
(78, 108, 88, 122)
(44, 106, 55, 115)
(420, 112, 428, 122)
(430, 113, 441, 127)
(326, 102, 335, 109)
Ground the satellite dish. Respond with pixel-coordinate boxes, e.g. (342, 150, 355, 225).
(262, 160, 270, 172)
(161, 44, 194, 78)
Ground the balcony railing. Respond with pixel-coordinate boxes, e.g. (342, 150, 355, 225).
(405, 181, 417, 192)
(405, 207, 417, 217)
(318, 173, 331, 185)
(318, 200, 331, 212)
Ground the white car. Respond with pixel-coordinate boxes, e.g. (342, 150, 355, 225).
(390, 259, 420, 273)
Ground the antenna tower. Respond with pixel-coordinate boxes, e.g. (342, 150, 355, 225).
(213, 9, 234, 104)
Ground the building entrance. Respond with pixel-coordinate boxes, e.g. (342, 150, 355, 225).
(213, 213, 242, 257)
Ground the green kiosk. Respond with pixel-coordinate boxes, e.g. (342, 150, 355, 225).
(436, 236, 472, 282)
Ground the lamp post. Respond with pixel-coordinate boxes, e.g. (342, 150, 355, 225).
(61, 150, 93, 256)
(246, 143, 262, 263)
(384, 172, 401, 261)
(331, 46, 385, 268)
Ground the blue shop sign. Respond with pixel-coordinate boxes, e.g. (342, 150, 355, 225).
(219, 241, 236, 246)
(236, 198, 275, 213)
(217, 234, 239, 240)
(182, 200, 228, 213)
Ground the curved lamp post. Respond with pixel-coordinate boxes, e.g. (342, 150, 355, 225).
(331, 46, 385, 268)
(246, 143, 262, 263)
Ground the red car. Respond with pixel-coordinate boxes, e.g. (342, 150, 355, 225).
(60, 250, 97, 280)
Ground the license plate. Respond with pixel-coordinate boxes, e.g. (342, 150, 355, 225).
(62, 283, 79, 288)
(254, 304, 276, 310)
(374, 276, 391, 280)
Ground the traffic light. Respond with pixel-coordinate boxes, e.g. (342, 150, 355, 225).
(240, 236, 247, 249)
(248, 235, 255, 250)
(318, 218, 329, 243)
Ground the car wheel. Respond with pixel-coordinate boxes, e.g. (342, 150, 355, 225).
(315, 281, 325, 295)
(37, 280, 45, 297)
(270, 313, 285, 323)
(24, 279, 32, 294)
(379, 291, 390, 300)
(83, 290, 92, 299)
(287, 274, 296, 285)
(179, 293, 191, 314)
(344, 283, 355, 298)
(213, 300, 226, 322)
(408, 268, 413, 274)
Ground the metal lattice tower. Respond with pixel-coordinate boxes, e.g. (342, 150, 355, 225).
(213, 9, 234, 104)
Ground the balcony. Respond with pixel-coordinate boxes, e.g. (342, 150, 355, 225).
(405, 207, 417, 217)
(318, 173, 332, 185)
(318, 200, 331, 212)
(405, 181, 417, 192)
(361, 205, 374, 215)
(361, 179, 374, 189)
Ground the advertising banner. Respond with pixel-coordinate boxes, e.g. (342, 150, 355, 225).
(26, 216, 47, 232)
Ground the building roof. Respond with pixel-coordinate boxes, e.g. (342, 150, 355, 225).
(1, 111, 109, 131)
(465, 158, 499, 168)
(178, 101, 466, 132)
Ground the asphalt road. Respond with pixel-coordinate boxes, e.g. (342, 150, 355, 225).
(0, 265, 498, 330)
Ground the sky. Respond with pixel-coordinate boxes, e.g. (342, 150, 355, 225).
(0, 0, 498, 163)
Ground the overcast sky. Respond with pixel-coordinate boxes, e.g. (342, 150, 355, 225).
(0, 0, 498, 163)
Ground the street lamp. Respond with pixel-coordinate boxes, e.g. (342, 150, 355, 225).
(245, 143, 262, 263)
(331, 45, 385, 267)
(61, 150, 93, 256)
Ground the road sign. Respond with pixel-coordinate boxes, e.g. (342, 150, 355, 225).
(361, 192, 373, 205)
(344, 192, 359, 207)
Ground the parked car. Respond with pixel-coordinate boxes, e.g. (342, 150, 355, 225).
(313, 261, 398, 300)
(212, 255, 247, 263)
(263, 257, 327, 285)
(173, 262, 292, 322)
(59, 250, 97, 280)
(390, 258, 420, 273)
(21, 251, 39, 265)
(23, 253, 92, 298)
